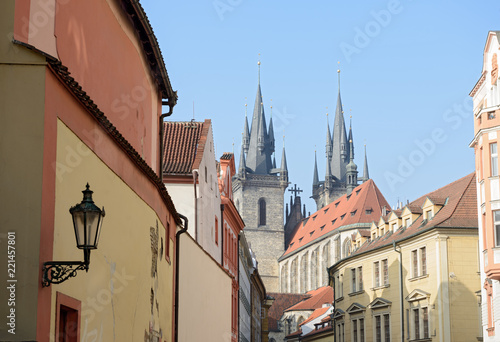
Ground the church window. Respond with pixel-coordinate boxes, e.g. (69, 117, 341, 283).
(204, 166, 207, 182)
(258, 198, 266, 226)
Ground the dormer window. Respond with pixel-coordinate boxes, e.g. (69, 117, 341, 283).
(347, 194, 352, 201)
(365, 208, 373, 215)
(351, 210, 357, 217)
(320, 225, 326, 231)
(425, 210, 433, 221)
(335, 201, 340, 208)
(332, 219, 337, 225)
(324, 208, 329, 214)
(405, 217, 411, 227)
(341, 214, 346, 220)
(312, 215, 317, 221)
(391, 223, 397, 231)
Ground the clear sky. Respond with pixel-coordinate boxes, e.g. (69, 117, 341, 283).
(142, 0, 499, 214)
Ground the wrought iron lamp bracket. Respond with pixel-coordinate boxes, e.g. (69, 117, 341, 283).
(42, 260, 88, 287)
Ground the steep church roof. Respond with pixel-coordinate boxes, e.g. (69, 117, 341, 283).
(283, 179, 390, 257)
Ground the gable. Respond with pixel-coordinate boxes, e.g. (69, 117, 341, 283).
(346, 302, 366, 314)
(369, 297, 392, 309)
(406, 289, 431, 302)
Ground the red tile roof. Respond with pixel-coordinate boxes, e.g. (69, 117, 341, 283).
(299, 306, 330, 326)
(162, 120, 210, 174)
(348, 173, 477, 258)
(283, 179, 390, 257)
(285, 286, 333, 312)
(267, 293, 310, 332)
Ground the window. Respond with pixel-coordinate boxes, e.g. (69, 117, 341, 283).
(411, 247, 427, 278)
(335, 273, 343, 299)
(374, 259, 388, 288)
(374, 314, 390, 342)
(391, 223, 397, 231)
(411, 307, 429, 340)
(491, 143, 498, 176)
(205, 166, 207, 182)
(215, 216, 218, 245)
(258, 198, 266, 226)
(55, 293, 81, 342)
(337, 322, 345, 342)
(352, 318, 365, 342)
(494, 211, 500, 246)
(351, 266, 363, 293)
(405, 217, 411, 227)
(425, 210, 432, 221)
(374, 261, 380, 287)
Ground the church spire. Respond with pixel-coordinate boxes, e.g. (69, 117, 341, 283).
(239, 138, 247, 176)
(313, 149, 319, 188)
(331, 67, 348, 182)
(280, 135, 289, 184)
(245, 59, 273, 174)
(242, 101, 250, 153)
(363, 144, 369, 181)
(268, 101, 275, 154)
(325, 111, 333, 160)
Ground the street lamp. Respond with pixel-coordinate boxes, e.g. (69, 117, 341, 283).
(42, 183, 105, 287)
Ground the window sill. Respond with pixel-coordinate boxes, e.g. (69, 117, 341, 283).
(335, 296, 344, 303)
(371, 284, 390, 291)
(348, 290, 365, 297)
(409, 274, 429, 282)
(409, 339, 431, 342)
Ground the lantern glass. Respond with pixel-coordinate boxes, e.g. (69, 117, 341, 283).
(72, 211, 85, 248)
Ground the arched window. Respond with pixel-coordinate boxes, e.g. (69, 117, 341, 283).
(258, 198, 266, 226)
(343, 238, 351, 258)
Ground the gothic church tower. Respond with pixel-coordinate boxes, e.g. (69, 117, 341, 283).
(312, 69, 369, 210)
(233, 61, 288, 292)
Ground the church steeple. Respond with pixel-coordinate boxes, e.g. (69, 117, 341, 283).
(331, 68, 349, 182)
(326, 112, 333, 161)
(346, 120, 358, 194)
(238, 140, 247, 177)
(245, 60, 273, 174)
(280, 138, 289, 185)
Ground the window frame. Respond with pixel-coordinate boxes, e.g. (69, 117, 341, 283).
(494, 210, 500, 246)
(258, 198, 266, 226)
(411, 247, 427, 278)
(373, 313, 391, 342)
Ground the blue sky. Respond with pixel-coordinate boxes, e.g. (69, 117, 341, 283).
(142, 0, 499, 214)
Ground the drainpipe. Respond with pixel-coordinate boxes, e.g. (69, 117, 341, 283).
(192, 170, 198, 242)
(237, 232, 241, 342)
(159, 102, 174, 177)
(329, 271, 336, 342)
(220, 204, 225, 265)
(393, 241, 404, 341)
(174, 213, 188, 342)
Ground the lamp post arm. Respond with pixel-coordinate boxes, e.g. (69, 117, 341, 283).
(42, 261, 88, 287)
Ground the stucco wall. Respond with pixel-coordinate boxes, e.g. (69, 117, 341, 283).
(178, 233, 232, 341)
(49, 120, 175, 341)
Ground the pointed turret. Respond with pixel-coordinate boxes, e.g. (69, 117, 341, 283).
(346, 138, 358, 194)
(325, 114, 333, 160)
(280, 144, 289, 184)
(257, 101, 266, 152)
(242, 104, 250, 153)
(268, 104, 275, 154)
(362, 145, 369, 182)
(238, 142, 247, 177)
(312, 150, 319, 189)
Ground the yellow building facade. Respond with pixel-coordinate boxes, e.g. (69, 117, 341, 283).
(326, 174, 480, 342)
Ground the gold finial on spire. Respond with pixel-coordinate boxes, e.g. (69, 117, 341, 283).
(245, 97, 248, 117)
(283, 130, 285, 146)
(326, 106, 329, 117)
(232, 138, 235, 154)
(337, 61, 341, 89)
(270, 99, 273, 117)
(258, 53, 261, 84)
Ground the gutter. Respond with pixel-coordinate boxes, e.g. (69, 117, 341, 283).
(159, 108, 174, 177)
(221, 204, 225, 265)
(174, 213, 188, 342)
